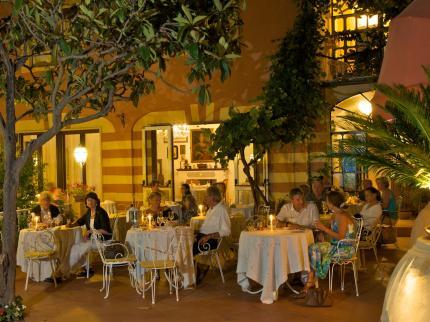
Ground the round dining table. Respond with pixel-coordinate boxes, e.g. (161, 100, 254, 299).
(236, 228, 314, 304)
(17, 226, 83, 281)
(126, 226, 195, 288)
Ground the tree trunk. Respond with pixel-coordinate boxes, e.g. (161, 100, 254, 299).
(0, 53, 18, 305)
(0, 172, 18, 304)
(239, 149, 268, 214)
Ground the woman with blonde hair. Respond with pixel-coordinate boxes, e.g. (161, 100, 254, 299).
(376, 176, 397, 223)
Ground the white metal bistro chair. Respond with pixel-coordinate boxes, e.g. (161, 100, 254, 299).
(194, 237, 225, 283)
(24, 229, 58, 291)
(328, 217, 363, 296)
(139, 233, 183, 304)
(91, 231, 137, 299)
(85, 221, 119, 279)
(110, 212, 121, 242)
(359, 223, 383, 267)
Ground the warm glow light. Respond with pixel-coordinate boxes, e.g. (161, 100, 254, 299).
(147, 214, 152, 229)
(269, 214, 274, 231)
(73, 146, 88, 165)
(368, 15, 378, 27)
(198, 204, 204, 216)
(358, 100, 372, 115)
(357, 15, 368, 29)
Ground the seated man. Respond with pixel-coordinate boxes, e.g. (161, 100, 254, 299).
(31, 191, 61, 224)
(193, 186, 231, 284)
(277, 187, 319, 229)
(307, 176, 329, 214)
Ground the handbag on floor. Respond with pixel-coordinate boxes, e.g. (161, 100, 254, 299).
(303, 287, 333, 307)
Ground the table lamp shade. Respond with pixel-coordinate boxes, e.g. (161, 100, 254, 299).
(381, 236, 430, 322)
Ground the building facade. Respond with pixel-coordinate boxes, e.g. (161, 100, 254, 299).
(7, 0, 381, 210)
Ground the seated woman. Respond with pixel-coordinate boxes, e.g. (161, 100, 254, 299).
(68, 192, 112, 277)
(303, 191, 356, 293)
(358, 187, 382, 236)
(144, 191, 174, 223)
(182, 194, 198, 225)
(180, 183, 192, 204)
(31, 191, 62, 224)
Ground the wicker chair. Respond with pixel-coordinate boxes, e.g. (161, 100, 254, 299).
(24, 230, 58, 291)
(328, 217, 363, 296)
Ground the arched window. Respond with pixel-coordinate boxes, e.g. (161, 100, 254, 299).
(330, 90, 374, 191)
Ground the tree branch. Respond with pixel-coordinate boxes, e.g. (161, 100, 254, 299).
(62, 89, 114, 127)
(146, 70, 191, 94)
(18, 12, 50, 51)
(15, 109, 35, 122)
(51, 60, 64, 108)
(0, 41, 13, 76)
(57, 63, 133, 111)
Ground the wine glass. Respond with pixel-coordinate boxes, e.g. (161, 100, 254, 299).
(168, 211, 175, 221)
(322, 201, 328, 215)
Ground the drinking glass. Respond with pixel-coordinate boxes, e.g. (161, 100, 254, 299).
(322, 201, 328, 215)
(168, 211, 175, 221)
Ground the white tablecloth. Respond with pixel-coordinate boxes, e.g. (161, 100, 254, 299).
(126, 226, 195, 288)
(237, 228, 314, 304)
(17, 226, 83, 281)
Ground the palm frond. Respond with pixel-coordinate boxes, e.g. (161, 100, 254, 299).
(330, 69, 430, 188)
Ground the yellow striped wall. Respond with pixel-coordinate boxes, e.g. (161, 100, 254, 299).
(16, 103, 332, 208)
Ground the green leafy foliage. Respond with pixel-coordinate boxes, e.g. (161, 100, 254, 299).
(0, 296, 25, 321)
(211, 0, 328, 206)
(331, 68, 430, 189)
(0, 148, 37, 211)
(0, 0, 244, 116)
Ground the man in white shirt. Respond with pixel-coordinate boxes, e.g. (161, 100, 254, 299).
(277, 187, 319, 229)
(193, 186, 231, 284)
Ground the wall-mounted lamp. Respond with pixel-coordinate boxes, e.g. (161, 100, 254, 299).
(73, 146, 88, 166)
(358, 100, 372, 115)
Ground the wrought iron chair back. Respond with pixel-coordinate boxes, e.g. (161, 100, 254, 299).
(197, 236, 222, 255)
(329, 217, 363, 297)
(141, 233, 182, 268)
(23, 229, 57, 256)
(23, 229, 58, 291)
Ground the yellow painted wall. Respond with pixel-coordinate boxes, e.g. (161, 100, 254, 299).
(6, 1, 338, 206)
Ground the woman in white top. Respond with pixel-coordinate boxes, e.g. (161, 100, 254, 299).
(360, 187, 382, 233)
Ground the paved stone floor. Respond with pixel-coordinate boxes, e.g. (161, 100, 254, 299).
(18, 238, 409, 322)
